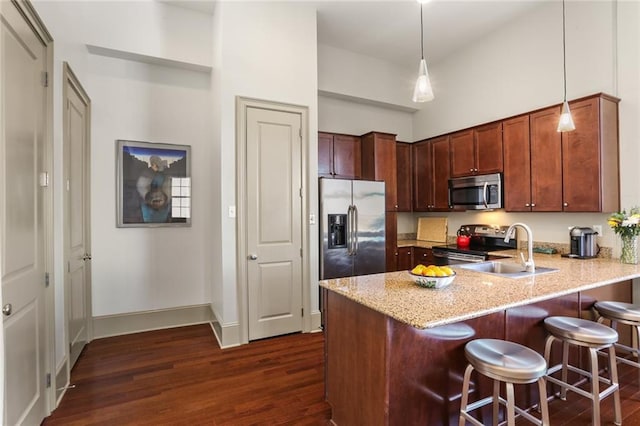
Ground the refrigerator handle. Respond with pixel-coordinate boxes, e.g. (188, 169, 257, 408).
(346, 205, 353, 256)
(353, 204, 359, 255)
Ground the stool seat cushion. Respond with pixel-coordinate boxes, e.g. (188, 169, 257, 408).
(595, 301, 640, 323)
(465, 339, 547, 382)
(544, 316, 618, 346)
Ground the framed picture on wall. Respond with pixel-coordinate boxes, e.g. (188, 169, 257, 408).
(116, 140, 192, 227)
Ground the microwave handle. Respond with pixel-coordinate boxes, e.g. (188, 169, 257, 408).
(482, 181, 488, 208)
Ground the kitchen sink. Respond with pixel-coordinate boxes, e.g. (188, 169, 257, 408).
(457, 261, 559, 279)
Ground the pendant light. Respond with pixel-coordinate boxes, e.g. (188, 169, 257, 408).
(557, 0, 575, 132)
(412, 2, 434, 103)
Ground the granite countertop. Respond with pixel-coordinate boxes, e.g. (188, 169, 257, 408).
(397, 239, 444, 248)
(319, 255, 640, 330)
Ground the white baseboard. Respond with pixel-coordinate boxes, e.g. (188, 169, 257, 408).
(210, 309, 241, 348)
(92, 304, 214, 339)
(310, 310, 322, 332)
(55, 357, 69, 405)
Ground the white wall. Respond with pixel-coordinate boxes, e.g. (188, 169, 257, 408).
(88, 55, 213, 315)
(319, 43, 417, 111)
(319, 94, 413, 141)
(33, 0, 214, 368)
(211, 1, 318, 341)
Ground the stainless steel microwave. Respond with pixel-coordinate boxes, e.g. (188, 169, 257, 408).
(448, 173, 503, 210)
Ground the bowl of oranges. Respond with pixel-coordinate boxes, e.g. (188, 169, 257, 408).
(409, 264, 456, 289)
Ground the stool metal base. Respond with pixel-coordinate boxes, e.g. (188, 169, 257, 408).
(544, 334, 622, 426)
(459, 364, 549, 426)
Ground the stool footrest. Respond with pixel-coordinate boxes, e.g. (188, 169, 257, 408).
(547, 363, 620, 402)
(461, 395, 544, 426)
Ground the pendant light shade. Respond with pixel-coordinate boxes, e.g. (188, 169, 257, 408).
(557, 0, 575, 132)
(412, 3, 434, 103)
(558, 101, 576, 132)
(413, 59, 434, 102)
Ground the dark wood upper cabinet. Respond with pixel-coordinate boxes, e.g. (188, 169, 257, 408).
(561, 95, 619, 212)
(361, 132, 397, 212)
(396, 142, 412, 212)
(475, 122, 503, 174)
(431, 136, 451, 210)
(503, 115, 532, 212)
(412, 136, 450, 212)
(529, 105, 564, 211)
(449, 130, 475, 178)
(450, 124, 503, 177)
(412, 140, 432, 212)
(318, 132, 361, 179)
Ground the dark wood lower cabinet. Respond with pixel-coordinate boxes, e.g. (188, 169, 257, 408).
(396, 247, 413, 271)
(324, 280, 632, 425)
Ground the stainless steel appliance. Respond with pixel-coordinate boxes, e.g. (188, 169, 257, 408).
(569, 227, 599, 258)
(449, 173, 503, 210)
(319, 178, 386, 279)
(432, 224, 516, 265)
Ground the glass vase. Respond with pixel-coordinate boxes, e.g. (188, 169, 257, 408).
(620, 234, 638, 264)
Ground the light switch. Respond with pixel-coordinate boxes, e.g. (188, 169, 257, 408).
(309, 214, 316, 225)
(228, 206, 236, 218)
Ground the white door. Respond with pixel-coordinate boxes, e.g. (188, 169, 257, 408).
(246, 107, 303, 341)
(63, 63, 92, 369)
(1, 2, 49, 424)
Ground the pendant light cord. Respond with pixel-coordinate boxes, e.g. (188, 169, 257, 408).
(562, 0, 567, 102)
(420, 3, 424, 60)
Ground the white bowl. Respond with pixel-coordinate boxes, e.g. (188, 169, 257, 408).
(409, 271, 456, 289)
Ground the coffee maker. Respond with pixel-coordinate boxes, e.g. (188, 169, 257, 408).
(569, 227, 599, 258)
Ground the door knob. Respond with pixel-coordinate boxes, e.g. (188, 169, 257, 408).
(82, 253, 92, 261)
(249, 254, 258, 260)
(2, 304, 12, 316)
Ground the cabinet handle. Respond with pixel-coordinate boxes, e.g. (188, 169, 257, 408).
(563, 202, 568, 207)
(469, 168, 474, 172)
(531, 203, 536, 207)
(475, 168, 478, 172)
(525, 203, 530, 207)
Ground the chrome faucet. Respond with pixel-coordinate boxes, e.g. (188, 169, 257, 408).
(504, 223, 535, 273)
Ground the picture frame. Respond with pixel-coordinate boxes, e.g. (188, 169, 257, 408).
(116, 140, 191, 227)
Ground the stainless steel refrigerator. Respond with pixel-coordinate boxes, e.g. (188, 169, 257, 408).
(319, 178, 386, 279)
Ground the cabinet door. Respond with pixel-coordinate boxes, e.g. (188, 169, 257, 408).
(503, 115, 531, 212)
(412, 141, 432, 211)
(450, 129, 475, 177)
(385, 212, 398, 272)
(333, 134, 361, 179)
(396, 142, 412, 212)
(397, 247, 413, 271)
(475, 122, 503, 174)
(431, 136, 451, 210)
(413, 247, 434, 266)
(318, 132, 334, 177)
(561, 97, 601, 212)
(362, 133, 397, 211)
(530, 106, 563, 211)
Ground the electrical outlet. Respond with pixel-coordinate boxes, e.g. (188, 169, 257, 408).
(592, 225, 602, 235)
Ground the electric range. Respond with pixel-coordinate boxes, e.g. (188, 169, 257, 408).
(432, 224, 517, 265)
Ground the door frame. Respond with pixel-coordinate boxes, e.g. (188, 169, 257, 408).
(61, 61, 92, 389)
(235, 97, 310, 344)
(0, 0, 55, 416)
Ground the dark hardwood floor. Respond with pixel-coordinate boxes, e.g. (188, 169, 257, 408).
(44, 323, 640, 425)
(43, 324, 331, 425)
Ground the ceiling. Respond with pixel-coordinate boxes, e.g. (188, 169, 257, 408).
(316, 0, 544, 70)
(164, 0, 545, 69)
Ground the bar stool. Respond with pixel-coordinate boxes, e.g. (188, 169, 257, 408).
(459, 339, 549, 426)
(543, 316, 621, 426)
(594, 301, 640, 373)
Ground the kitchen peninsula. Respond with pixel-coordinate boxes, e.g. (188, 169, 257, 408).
(320, 255, 640, 425)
